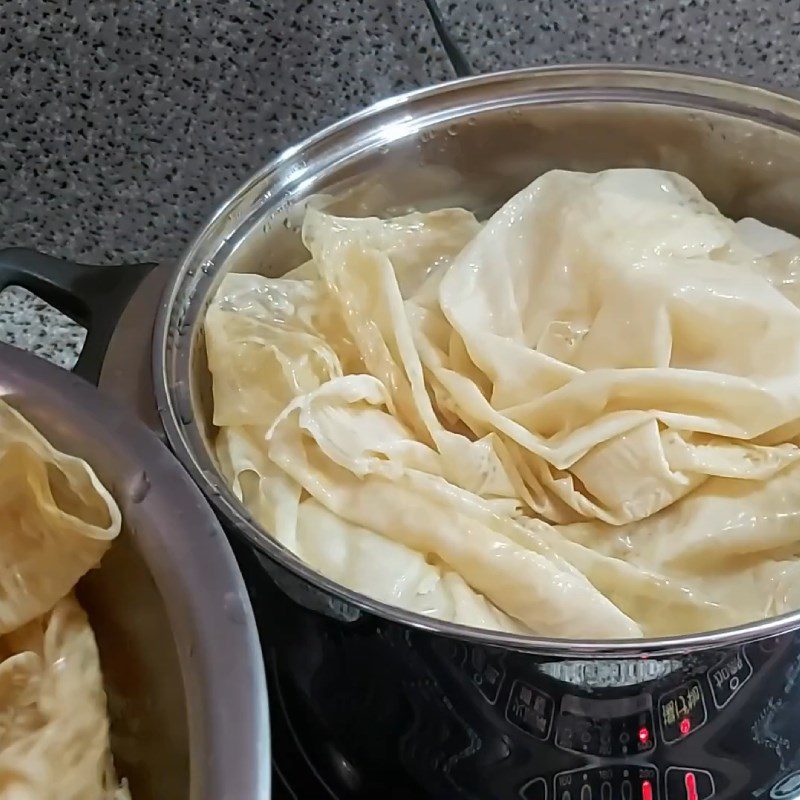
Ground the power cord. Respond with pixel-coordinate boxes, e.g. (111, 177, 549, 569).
(421, 0, 474, 77)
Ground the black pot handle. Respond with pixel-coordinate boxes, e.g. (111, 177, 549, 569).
(0, 248, 157, 385)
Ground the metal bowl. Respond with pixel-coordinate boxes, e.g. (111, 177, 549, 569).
(154, 66, 800, 654)
(0, 342, 270, 800)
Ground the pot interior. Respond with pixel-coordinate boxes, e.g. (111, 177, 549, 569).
(161, 68, 800, 651)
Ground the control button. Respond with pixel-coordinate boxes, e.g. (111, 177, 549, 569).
(707, 649, 752, 709)
(581, 785, 591, 800)
(601, 782, 612, 800)
(665, 767, 714, 800)
(659, 680, 707, 744)
(468, 647, 505, 704)
(506, 680, 554, 740)
(772, 770, 800, 799)
(621, 779, 632, 800)
(519, 776, 548, 800)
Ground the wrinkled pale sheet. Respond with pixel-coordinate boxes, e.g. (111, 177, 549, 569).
(0, 400, 127, 797)
(0, 597, 130, 800)
(0, 402, 120, 635)
(207, 168, 800, 639)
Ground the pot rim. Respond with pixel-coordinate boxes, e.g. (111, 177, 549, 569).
(154, 65, 800, 657)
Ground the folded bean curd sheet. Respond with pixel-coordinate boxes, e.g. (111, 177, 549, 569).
(0, 400, 127, 798)
(207, 168, 800, 639)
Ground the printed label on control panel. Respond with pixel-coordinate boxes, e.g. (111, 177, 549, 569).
(554, 765, 658, 800)
(665, 767, 715, 800)
(659, 680, 708, 744)
(751, 697, 792, 769)
(505, 680, 554, 740)
(707, 649, 752, 709)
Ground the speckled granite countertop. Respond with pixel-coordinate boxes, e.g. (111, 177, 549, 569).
(2, 0, 799, 367)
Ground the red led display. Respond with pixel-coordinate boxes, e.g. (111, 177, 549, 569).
(685, 771, 698, 800)
(679, 717, 692, 736)
(641, 779, 653, 800)
(638, 726, 650, 744)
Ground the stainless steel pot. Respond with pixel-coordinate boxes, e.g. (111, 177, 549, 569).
(0, 342, 270, 799)
(7, 67, 800, 798)
(159, 65, 800, 652)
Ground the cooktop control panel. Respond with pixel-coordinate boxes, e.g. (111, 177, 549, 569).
(511, 662, 742, 800)
(519, 764, 715, 800)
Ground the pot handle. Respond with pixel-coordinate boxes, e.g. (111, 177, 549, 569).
(0, 248, 157, 385)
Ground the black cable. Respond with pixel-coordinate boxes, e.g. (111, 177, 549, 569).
(421, 0, 474, 78)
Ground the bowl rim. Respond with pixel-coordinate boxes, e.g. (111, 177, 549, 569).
(155, 65, 800, 656)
